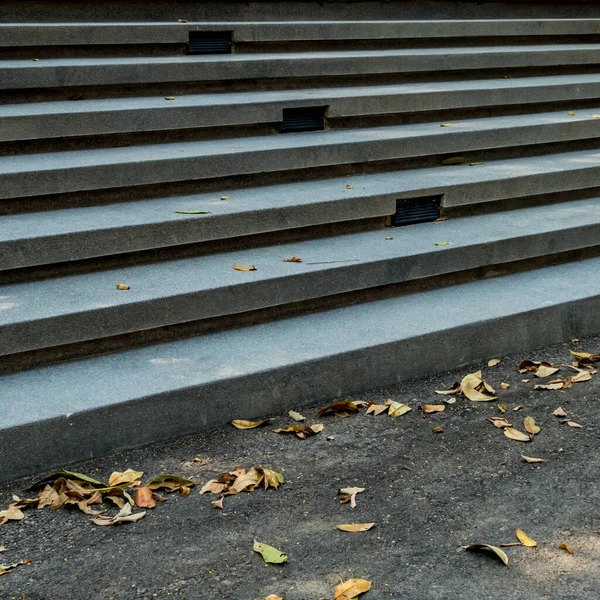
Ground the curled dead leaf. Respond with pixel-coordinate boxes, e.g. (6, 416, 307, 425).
(116, 283, 130, 290)
(488, 359, 501, 367)
(570, 350, 600, 365)
(513, 405, 523, 411)
(436, 382, 461, 395)
(489, 417, 511, 429)
(283, 257, 303, 263)
(366, 402, 389, 416)
(274, 424, 321, 439)
(504, 427, 531, 442)
(336, 523, 375, 533)
(231, 419, 270, 430)
(435, 241, 450, 246)
(559, 543, 574, 554)
(463, 544, 508, 566)
(461, 371, 496, 402)
(524, 416, 540, 435)
(220, 196, 228, 201)
(516, 528, 537, 547)
(535, 381, 564, 390)
(211, 497, 224, 509)
(500, 383, 510, 389)
(108, 469, 143, 488)
(0, 559, 31, 577)
(339, 487, 365, 509)
(134, 487, 156, 509)
(317, 401, 358, 418)
(288, 410, 305, 421)
(552, 407, 567, 417)
(432, 426, 444, 433)
(91, 503, 146, 526)
(566, 421, 582, 428)
(233, 263, 257, 271)
(522, 455, 545, 463)
(334, 578, 372, 599)
(386, 401, 412, 417)
(423, 404, 445, 414)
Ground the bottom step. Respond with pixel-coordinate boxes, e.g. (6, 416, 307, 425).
(2, 257, 600, 482)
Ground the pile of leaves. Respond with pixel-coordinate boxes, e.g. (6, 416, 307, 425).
(436, 370, 496, 401)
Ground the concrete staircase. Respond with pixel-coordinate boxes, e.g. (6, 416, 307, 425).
(3, 2, 600, 481)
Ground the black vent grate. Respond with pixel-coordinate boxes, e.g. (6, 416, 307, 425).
(389, 196, 442, 227)
(280, 106, 327, 133)
(188, 31, 232, 55)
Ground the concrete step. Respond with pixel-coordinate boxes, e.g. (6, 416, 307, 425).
(3, 148, 600, 270)
(3, 107, 600, 200)
(4, 74, 600, 142)
(3, 44, 600, 89)
(3, 197, 600, 356)
(2, 254, 600, 481)
(3, 19, 600, 47)
(0, 19, 600, 47)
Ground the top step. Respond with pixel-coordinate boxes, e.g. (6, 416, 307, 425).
(2, 19, 600, 46)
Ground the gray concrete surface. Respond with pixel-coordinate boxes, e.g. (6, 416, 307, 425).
(2, 256, 600, 482)
(3, 108, 600, 200)
(3, 18, 600, 46)
(4, 74, 600, 142)
(3, 44, 600, 89)
(3, 197, 600, 355)
(3, 147, 600, 269)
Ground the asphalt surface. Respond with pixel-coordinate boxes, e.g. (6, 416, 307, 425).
(1, 335, 599, 600)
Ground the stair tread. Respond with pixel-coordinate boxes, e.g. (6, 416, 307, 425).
(2, 254, 599, 430)
(2, 197, 600, 354)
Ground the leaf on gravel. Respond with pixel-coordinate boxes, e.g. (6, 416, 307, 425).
(534, 381, 564, 390)
(463, 544, 508, 566)
(385, 401, 412, 417)
(498, 403, 508, 413)
(441, 157, 465, 165)
(108, 469, 143, 488)
(518, 360, 556, 375)
(274, 424, 322, 439)
(0, 547, 5, 552)
(570, 350, 600, 365)
(444, 397, 457, 405)
(500, 383, 511, 389)
(559, 543, 574, 554)
(211, 497, 224, 509)
(33, 470, 105, 488)
(424, 404, 445, 413)
(116, 283, 130, 290)
(535, 365, 559, 378)
(570, 368, 592, 383)
(366, 402, 390, 416)
(488, 359, 502, 367)
(232, 419, 270, 430)
(489, 417, 511, 428)
(522, 455, 545, 463)
(334, 578, 372, 599)
(135, 487, 156, 509)
(317, 400, 359, 418)
(0, 504, 25, 524)
(566, 421, 582, 428)
(175, 210, 211, 214)
(265, 596, 283, 600)
(146, 475, 194, 495)
(336, 523, 375, 533)
(461, 371, 497, 402)
(0, 559, 31, 577)
(91, 503, 146, 527)
(288, 410, 305, 421)
(516, 528, 537, 547)
(233, 263, 257, 271)
(253, 540, 288, 564)
(432, 426, 444, 433)
(339, 487, 365, 509)
(504, 427, 531, 442)
(513, 405, 523, 411)
(552, 407, 567, 417)
(283, 257, 303, 263)
(436, 382, 461, 395)
(524, 416, 540, 435)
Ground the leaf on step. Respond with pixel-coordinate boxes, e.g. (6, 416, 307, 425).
(253, 540, 288, 564)
(232, 419, 270, 430)
(108, 469, 143, 488)
(385, 401, 412, 417)
(461, 371, 497, 402)
(552, 407, 567, 417)
(463, 544, 508, 566)
(488, 359, 501, 367)
(385, 236, 393, 240)
(435, 241, 450, 246)
(233, 263, 257, 271)
(175, 210, 211, 214)
(317, 400, 359, 418)
(0, 504, 25, 524)
(177, 19, 188, 23)
(570, 368, 592, 383)
(566, 421, 582, 428)
(559, 543, 574, 554)
(440, 123, 453, 127)
(568, 111, 575, 116)
(0, 547, 5, 552)
(0, 559, 31, 577)
(336, 523, 375, 533)
(135, 487, 156, 509)
(221, 196, 229, 201)
(518, 360, 557, 376)
(535, 365, 559, 378)
(522, 455, 544, 463)
(516, 528, 537, 547)
(310, 423, 325, 433)
(423, 404, 445, 413)
(441, 157, 465, 166)
(283, 257, 303, 263)
(165, 96, 175, 100)
(339, 487, 365, 509)
(91, 503, 146, 527)
(469, 161, 484, 166)
(288, 410, 305, 421)
(346, 184, 354, 189)
(489, 417, 511, 429)
(524, 416, 540, 435)
(116, 283, 130, 290)
(334, 578, 372, 599)
(503, 427, 531, 442)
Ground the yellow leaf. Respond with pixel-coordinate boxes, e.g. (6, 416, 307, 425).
(108, 469, 143, 487)
(469, 161, 484, 166)
(231, 419, 269, 430)
(500, 383, 510, 389)
(317, 401, 358, 418)
(346, 184, 354, 189)
(288, 410, 305, 421)
(336, 523, 375, 533)
(488, 417, 511, 428)
(570, 350, 600, 364)
(253, 540, 288, 564)
(386, 401, 411, 417)
(265, 596, 283, 600)
(516, 528, 537, 547)
(116, 283, 130, 290)
(233, 263, 257, 271)
(339, 487, 365, 509)
(283, 257, 303, 263)
(559, 543, 574, 554)
(552, 407, 567, 417)
(424, 404, 445, 413)
(440, 123, 453, 127)
(568, 111, 575, 116)
(535, 365, 559, 378)
(488, 359, 501, 367)
(522, 455, 545, 463)
(334, 578, 372, 599)
(571, 368, 592, 383)
(566, 421, 582, 428)
(503, 427, 531, 442)
(524, 416, 540, 435)
(435, 241, 450, 246)
(461, 371, 497, 402)
(366, 402, 390, 416)
(463, 544, 508, 566)
(441, 157, 465, 166)
(165, 96, 175, 100)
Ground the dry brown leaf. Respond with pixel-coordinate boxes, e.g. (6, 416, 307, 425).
(0, 547, 5, 552)
(165, 96, 176, 100)
(135, 487, 156, 509)
(366, 402, 389, 416)
(522, 455, 545, 463)
(274, 424, 319, 439)
(518, 360, 556, 375)
(220, 196, 228, 201)
(559, 543, 574, 554)
(317, 401, 359, 418)
(231, 419, 270, 430)
(498, 403, 508, 413)
(334, 578, 372, 599)
(177, 19, 188, 23)
(435, 382, 461, 395)
(339, 487, 365, 509)
(288, 410, 305, 421)
(516, 528, 537, 547)
(386, 401, 412, 417)
(444, 397, 457, 405)
(283, 257, 303, 263)
(570, 368, 592, 383)
(489, 417, 511, 428)
(211, 497, 224, 509)
(535, 381, 564, 390)
(570, 350, 600, 365)
(566, 421, 582, 428)
(432, 426, 444, 433)
(423, 404, 445, 413)
(488, 359, 501, 367)
(200, 480, 228, 495)
(265, 596, 283, 600)
(500, 383, 510, 389)
(345, 184, 354, 189)
(513, 405, 523, 411)
(524, 416, 540, 435)
(535, 365, 559, 378)
(461, 371, 497, 402)
(463, 544, 508, 566)
(233, 263, 257, 271)
(310, 423, 324, 433)
(116, 283, 130, 290)
(336, 523, 375, 533)
(91, 504, 146, 526)
(108, 469, 143, 488)
(0, 504, 25, 524)
(504, 427, 531, 442)
(0, 559, 31, 577)
(552, 407, 568, 417)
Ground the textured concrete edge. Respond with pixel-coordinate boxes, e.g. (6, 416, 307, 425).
(1, 294, 597, 483)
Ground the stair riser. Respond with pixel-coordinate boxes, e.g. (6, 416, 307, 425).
(1, 292, 597, 482)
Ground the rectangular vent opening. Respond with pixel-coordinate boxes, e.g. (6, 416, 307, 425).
(388, 195, 442, 227)
(280, 106, 327, 133)
(188, 31, 232, 55)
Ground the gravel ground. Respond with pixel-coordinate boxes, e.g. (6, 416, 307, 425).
(1, 335, 600, 600)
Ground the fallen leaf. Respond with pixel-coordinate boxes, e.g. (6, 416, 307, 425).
(336, 523, 375, 533)
(283, 257, 303, 263)
(432, 426, 444, 433)
(220, 196, 228, 201)
(327, 436, 335, 441)
(498, 403, 508, 413)
(91, 503, 146, 526)
(524, 416, 541, 435)
(568, 111, 575, 116)
(488, 359, 501, 367)
(165, 96, 175, 100)
(288, 410, 305, 421)
(552, 407, 567, 417)
(108, 469, 143, 488)
(233, 263, 257, 271)
(441, 157, 465, 165)
(559, 543, 574, 554)
(274, 424, 320, 439)
(334, 578, 372, 599)
(146, 475, 194, 495)
(435, 241, 450, 246)
(116, 283, 130, 290)
(488, 417, 511, 428)
(570, 368, 592, 383)
(435, 383, 461, 395)
(0, 547, 5, 552)
(500, 383, 511, 389)
(366, 402, 390, 416)
(424, 404, 445, 413)
(463, 544, 508, 566)
(135, 487, 156, 509)
(513, 405, 523, 411)
(522, 455, 545, 463)
(566, 421, 582, 428)
(253, 540, 288, 564)
(0, 559, 31, 577)
(385, 401, 412, 417)
(265, 596, 283, 600)
(518, 360, 557, 376)
(535, 382, 564, 390)
(469, 161, 484, 166)
(385, 236, 393, 240)
(461, 371, 497, 402)
(177, 19, 188, 23)
(570, 350, 600, 365)
(192, 457, 202, 463)
(0, 504, 25, 524)
(232, 419, 270, 430)
(175, 210, 210, 214)
(317, 401, 359, 418)
(516, 528, 537, 547)
(440, 123, 453, 127)
(535, 365, 559, 378)
(339, 487, 365, 509)
(444, 398, 457, 405)
(310, 423, 324, 433)
(211, 497, 224, 509)
(504, 427, 531, 442)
